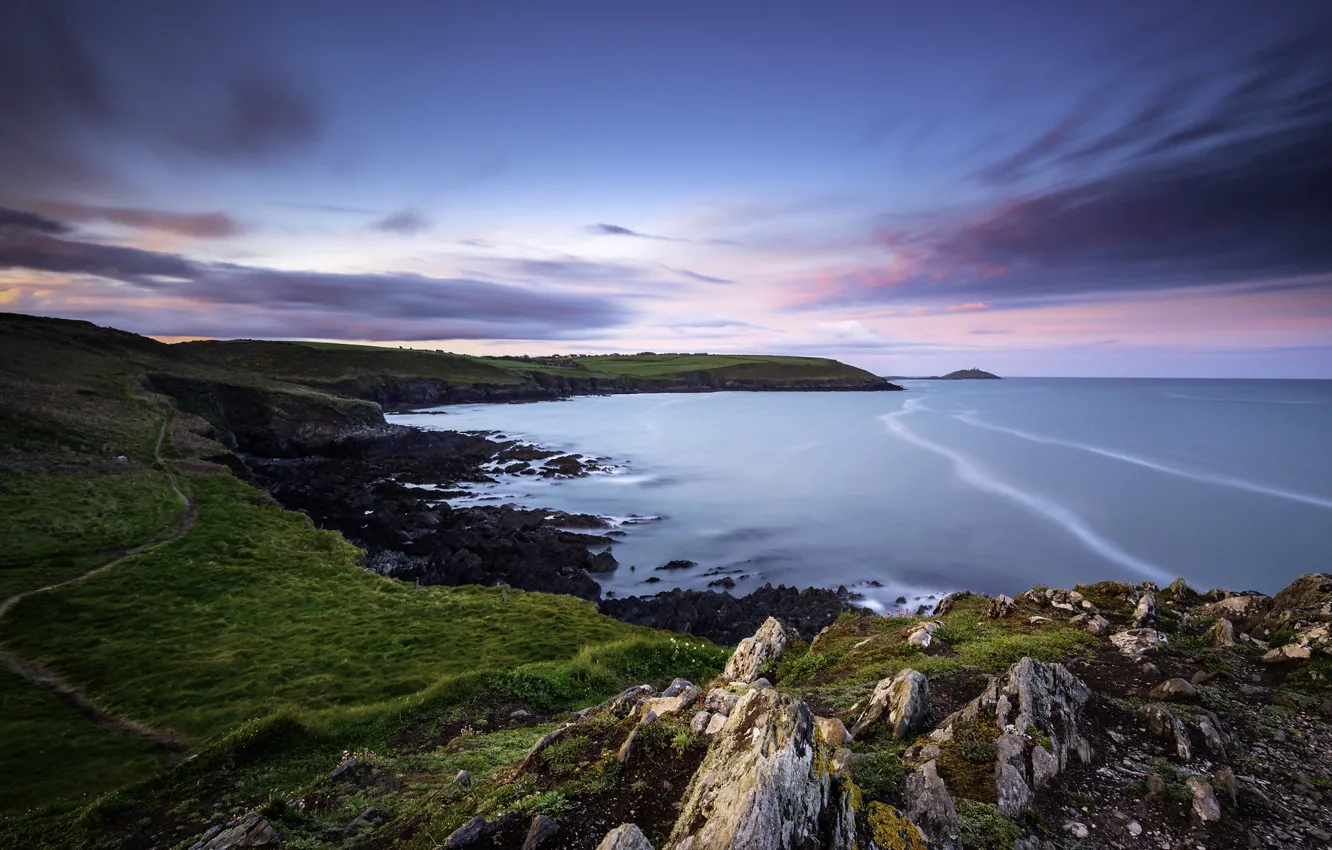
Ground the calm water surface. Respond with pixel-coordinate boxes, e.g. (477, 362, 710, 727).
(390, 379, 1332, 610)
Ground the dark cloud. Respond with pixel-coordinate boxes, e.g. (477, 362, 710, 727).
(371, 209, 431, 235)
(27, 201, 242, 238)
(589, 223, 685, 241)
(173, 74, 323, 162)
(0, 4, 323, 197)
(797, 28, 1332, 311)
(0, 221, 630, 341)
(0, 207, 69, 235)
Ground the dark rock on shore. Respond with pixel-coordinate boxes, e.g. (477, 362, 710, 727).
(598, 583, 854, 645)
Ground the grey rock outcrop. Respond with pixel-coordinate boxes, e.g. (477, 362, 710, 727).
(667, 687, 856, 850)
(852, 668, 930, 739)
(944, 657, 1093, 816)
(189, 813, 280, 850)
(722, 617, 795, 683)
(905, 759, 961, 850)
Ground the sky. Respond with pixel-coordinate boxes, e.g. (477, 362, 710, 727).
(1, 1, 1331, 377)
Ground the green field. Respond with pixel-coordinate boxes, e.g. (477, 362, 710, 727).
(0, 471, 182, 598)
(179, 338, 886, 393)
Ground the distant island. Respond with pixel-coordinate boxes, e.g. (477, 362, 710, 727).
(884, 368, 1001, 380)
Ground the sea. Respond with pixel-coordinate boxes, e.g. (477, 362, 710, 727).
(389, 379, 1332, 611)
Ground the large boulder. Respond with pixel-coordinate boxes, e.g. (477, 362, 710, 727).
(851, 668, 930, 739)
(667, 688, 856, 850)
(943, 657, 1093, 816)
(722, 617, 796, 683)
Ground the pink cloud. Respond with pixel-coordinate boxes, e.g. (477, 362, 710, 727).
(947, 302, 989, 312)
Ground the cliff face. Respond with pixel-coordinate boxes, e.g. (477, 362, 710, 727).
(144, 373, 384, 456)
(318, 372, 902, 409)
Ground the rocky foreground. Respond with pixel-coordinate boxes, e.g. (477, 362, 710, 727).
(186, 573, 1331, 850)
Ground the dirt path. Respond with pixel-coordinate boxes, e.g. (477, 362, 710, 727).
(0, 413, 195, 759)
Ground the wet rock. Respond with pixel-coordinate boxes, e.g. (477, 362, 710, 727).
(1149, 678, 1197, 701)
(905, 759, 961, 850)
(1140, 703, 1192, 761)
(587, 550, 618, 572)
(852, 668, 930, 739)
(1207, 617, 1236, 647)
(1110, 628, 1167, 658)
(1189, 776, 1222, 823)
(600, 584, 850, 646)
(986, 594, 1016, 619)
(596, 823, 654, 850)
(189, 813, 280, 850)
(668, 688, 855, 850)
(721, 616, 796, 683)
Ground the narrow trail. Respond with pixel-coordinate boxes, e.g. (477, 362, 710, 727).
(0, 412, 196, 760)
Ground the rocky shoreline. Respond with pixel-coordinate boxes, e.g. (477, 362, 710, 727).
(241, 423, 854, 643)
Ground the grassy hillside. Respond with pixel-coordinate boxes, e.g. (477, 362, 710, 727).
(178, 338, 893, 404)
(0, 314, 719, 826)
